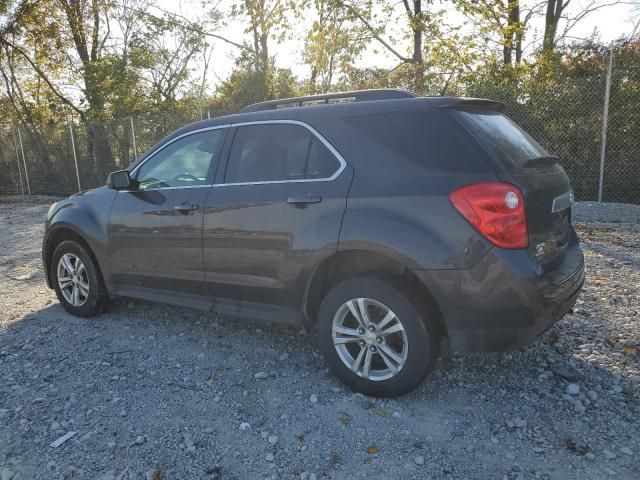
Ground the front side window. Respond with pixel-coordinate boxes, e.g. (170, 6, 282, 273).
(224, 123, 341, 183)
(136, 129, 224, 190)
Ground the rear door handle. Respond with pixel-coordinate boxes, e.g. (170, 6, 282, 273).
(174, 202, 200, 213)
(287, 194, 322, 207)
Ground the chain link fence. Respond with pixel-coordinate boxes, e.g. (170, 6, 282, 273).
(0, 53, 638, 204)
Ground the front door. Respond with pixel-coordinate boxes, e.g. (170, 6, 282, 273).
(109, 128, 226, 304)
(203, 122, 352, 315)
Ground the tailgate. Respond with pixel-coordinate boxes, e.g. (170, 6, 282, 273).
(446, 107, 574, 270)
(499, 170, 573, 271)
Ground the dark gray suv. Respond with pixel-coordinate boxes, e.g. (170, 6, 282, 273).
(43, 89, 585, 396)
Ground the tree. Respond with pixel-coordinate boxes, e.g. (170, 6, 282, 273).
(230, 0, 291, 100)
(302, 0, 369, 93)
(334, 0, 429, 88)
(453, 0, 527, 67)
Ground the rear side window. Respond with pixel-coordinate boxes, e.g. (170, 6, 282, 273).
(224, 123, 341, 183)
(450, 110, 549, 169)
(342, 108, 486, 173)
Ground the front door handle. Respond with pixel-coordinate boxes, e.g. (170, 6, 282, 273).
(174, 202, 200, 213)
(287, 194, 322, 207)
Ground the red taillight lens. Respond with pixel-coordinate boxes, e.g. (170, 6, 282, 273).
(449, 182, 528, 249)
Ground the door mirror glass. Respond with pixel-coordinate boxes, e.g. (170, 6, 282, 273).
(107, 170, 133, 190)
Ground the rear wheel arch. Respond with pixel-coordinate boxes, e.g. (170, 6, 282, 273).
(303, 249, 447, 338)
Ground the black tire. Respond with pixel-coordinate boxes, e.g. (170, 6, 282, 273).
(51, 240, 109, 317)
(317, 276, 438, 397)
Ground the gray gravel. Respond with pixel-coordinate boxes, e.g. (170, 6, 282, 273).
(1, 196, 639, 479)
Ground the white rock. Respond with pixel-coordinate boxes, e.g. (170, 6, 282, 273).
(309, 474, 317, 480)
(239, 422, 250, 430)
(183, 432, 195, 449)
(566, 383, 580, 395)
(0, 468, 16, 480)
(279, 353, 289, 361)
(392, 411, 401, 418)
(310, 394, 318, 404)
(50, 431, 76, 448)
(512, 416, 527, 428)
(604, 449, 617, 460)
(414, 455, 425, 465)
(620, 446, 633, 456)
(254, 372, 269, 380)
(268, 435, 278, 445)
(265, 452, 275, 462)
(135, 436, 145, 445)
(95, 474, 115, 480)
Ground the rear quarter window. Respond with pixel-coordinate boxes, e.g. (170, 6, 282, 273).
(342, 108, 487, 174)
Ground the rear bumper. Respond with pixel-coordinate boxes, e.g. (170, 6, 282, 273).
(415, 240, 585, 352)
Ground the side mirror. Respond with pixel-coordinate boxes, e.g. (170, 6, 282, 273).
(107, 170, 133, 190)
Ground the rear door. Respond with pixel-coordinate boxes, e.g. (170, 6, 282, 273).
(448, 109, 573, 270)
(203, 121, 352, 313)
(109, 128, 226, 303)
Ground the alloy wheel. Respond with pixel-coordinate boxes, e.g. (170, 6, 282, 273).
(332, 298, 408, 381)
(57, 253, 89, 307)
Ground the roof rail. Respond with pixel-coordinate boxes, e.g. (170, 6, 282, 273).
(239, 89, 417, 113)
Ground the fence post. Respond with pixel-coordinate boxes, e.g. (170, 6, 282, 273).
(130, 116, 138, 160)
(68, 118, 82, 193)
(598, 45, 613, 203)
(16, 127, 31, 195)
(12, 127, 25, 195)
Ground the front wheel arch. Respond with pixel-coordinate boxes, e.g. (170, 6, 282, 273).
(45, 227, 106, 293)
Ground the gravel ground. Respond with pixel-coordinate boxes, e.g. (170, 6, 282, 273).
(0, 196, 638, 480)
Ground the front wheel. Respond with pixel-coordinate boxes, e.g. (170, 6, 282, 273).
(317, 276, 438, 397)
(51, 240, 108, 317)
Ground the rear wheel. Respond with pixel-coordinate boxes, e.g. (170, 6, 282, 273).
(317, 276, 438, 397)
(52, 240, 108, 317)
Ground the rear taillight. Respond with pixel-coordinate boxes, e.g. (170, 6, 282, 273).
(449, 182, 528, 249)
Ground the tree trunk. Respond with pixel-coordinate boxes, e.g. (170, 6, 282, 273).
(86, 120, 115, 182)
(543, 0, 566, 54)
(410, 1, 424, 91)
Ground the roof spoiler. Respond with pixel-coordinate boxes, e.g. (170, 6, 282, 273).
(441, 98, 507, 112)
(240, 89, 417, 113)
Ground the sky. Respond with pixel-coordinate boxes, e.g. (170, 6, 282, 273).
(152, 0, 639, 90)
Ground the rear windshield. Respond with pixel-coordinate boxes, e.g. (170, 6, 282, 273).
(449, 109, 549, 169)
(342, 108, 487, 173)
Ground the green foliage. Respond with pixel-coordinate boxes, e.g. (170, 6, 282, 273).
(0, 0, 638, 202)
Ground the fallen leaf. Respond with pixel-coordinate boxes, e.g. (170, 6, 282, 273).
(366, 445, 379, 454)
(623, 346, 637, 355)
(339, 413, 351, 425)
(371, 408, 390, 418)
(205, 377, 213, 387)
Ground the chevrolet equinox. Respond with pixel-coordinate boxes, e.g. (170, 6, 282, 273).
(43, 89, 585, 396)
